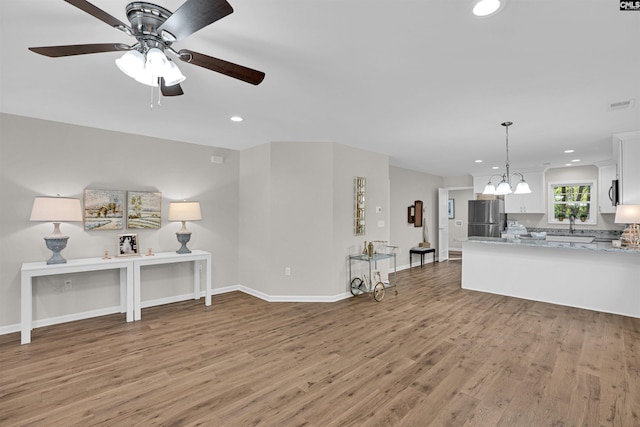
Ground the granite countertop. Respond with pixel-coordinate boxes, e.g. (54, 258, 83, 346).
(465, 236, 640, 254)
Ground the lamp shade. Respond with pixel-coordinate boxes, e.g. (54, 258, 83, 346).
(514, 181, 532, 194)
(614, 204, 640, 224)
(30, 197, 83, 222)
(495, 181, 512, 195)
(482, 184, 496, 195)
(145, 48, 168, 75)
(168, 201, 202, 222)
(163, 61, 186, 86)
(115, 50, 145, 80)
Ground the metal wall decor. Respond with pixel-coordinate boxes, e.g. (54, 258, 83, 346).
(354, 177, 366, 236)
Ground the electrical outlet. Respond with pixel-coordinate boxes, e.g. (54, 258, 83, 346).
(63, 279, 73, 291)
(285, 267, 291, 276)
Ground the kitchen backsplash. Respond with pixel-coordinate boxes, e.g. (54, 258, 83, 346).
(528, 227, 622, 242)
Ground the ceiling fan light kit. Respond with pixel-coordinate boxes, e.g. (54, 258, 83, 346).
(29, 0, 265, 98)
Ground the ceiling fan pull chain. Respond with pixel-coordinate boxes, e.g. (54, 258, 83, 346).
(149, 84, 154, 109)
(157, 83, 162, 107)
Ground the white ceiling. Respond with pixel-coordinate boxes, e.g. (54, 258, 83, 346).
(1, 0, 639, 177)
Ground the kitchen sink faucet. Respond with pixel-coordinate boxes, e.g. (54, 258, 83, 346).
(569, 215, 576, 234)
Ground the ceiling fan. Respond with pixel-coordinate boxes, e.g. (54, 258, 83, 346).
(28, 0, 265, 96)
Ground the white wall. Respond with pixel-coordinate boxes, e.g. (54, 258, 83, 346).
(0, 113, 240, 329)
(389, 166, 444, 269)
(239, 141, 391, 299)
(333, 143, 390, 290)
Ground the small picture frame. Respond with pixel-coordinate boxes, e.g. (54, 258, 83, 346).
(117, 233, 140, 257)
(448, 199, 455, 219)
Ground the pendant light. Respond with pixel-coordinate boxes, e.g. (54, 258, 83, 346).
(482, 122, 531, 196)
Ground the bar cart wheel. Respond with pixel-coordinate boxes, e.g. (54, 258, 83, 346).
(350, 277, 365, 296)
(373, 282, 385, 302)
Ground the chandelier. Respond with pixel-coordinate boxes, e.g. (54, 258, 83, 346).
(482, 122, 532, 195)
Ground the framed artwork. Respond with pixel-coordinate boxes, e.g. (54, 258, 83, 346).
(117, 233, 139, 257)
(83, 189, 125, 231)
(448, 199, 455, 219)
(127, 191, 162, 229)
(414, 200, 423, 228)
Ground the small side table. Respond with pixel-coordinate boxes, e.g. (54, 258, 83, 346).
(409, 247, 436, 268)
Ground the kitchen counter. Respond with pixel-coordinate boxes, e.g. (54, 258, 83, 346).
(461, 238, 640, 318)
(465, 236, 640, 254)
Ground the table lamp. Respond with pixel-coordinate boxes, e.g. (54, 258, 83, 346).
(168, 201, 202, 254)
(614, 204, 640, 248)
(30, 196, 83, 264)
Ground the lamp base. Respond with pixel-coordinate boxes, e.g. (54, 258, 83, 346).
(44, 236, 69, 264)
(176, 232, 192, 254)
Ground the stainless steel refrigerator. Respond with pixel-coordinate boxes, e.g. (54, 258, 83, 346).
(468, 199, 506, 238)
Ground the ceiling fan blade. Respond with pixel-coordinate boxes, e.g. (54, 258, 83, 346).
(160, 78, 184, 96)
(64, 0, 131, 32)
(158, 0, 233, 42)
(29, 43, 129, 58)
(178, 49, 265, 85)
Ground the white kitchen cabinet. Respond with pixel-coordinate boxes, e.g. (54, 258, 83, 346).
(598, 164, 617, 214)
(504, 171, 545, 213)
(614, 131, 640, 204)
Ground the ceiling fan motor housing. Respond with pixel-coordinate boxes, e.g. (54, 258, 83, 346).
(126, 2, 175, 51)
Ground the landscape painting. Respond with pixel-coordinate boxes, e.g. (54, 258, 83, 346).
(127, 191, 162, 229)
(84, 189, 125, 231)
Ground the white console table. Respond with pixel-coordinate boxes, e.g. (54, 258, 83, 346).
(21, 250, 212, 344)
(132, 250, 212, 321)
(21, 257, 134, 345)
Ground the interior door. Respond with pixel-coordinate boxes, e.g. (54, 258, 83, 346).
(438, 188, 449, 262)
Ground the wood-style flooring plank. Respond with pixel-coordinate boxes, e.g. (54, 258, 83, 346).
(1, 259, 639, 426)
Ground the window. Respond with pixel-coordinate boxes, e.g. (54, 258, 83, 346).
(548, 180, 597, 225)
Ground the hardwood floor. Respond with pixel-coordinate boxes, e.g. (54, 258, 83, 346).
(1, 260, 639, 426)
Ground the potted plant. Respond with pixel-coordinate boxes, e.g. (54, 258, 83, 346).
(557, 212, 566, 221)
(580, 214, 588, 222)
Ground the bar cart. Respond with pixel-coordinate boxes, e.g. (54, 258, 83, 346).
(348, 243, 398, 302)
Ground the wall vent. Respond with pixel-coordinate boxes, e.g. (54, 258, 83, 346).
(608, 99, 635, 111)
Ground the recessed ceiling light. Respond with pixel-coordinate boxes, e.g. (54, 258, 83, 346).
(571, 159, 581, 163)
(565, 163, 572, 167)
(492, 166, 500, 170)
(475, 160, 483, 163)
(230, 116, 243, 122)
(473, 0, 505, 17)
(564, 149, 575, 153)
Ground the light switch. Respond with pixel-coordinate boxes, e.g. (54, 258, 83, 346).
(376, 206, 382, 213)
(377, 220, 385, 228)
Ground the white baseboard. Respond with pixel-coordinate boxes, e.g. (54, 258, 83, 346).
(1, 285, 364, 337)
(211, 284, 352, 303)
(0, 323, 21, 335)
(141, 293, 197, 309)
(0, 306, 124, 336)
